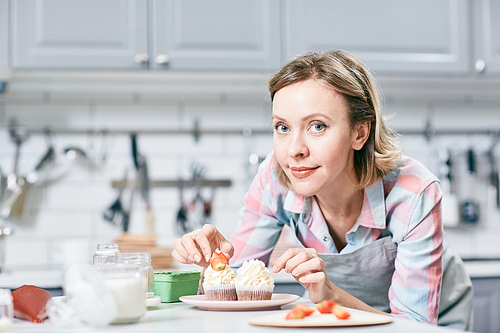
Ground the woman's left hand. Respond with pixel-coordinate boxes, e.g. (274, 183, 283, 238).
(272, 248, 334, 303)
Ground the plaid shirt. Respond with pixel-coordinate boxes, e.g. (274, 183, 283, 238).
(230, 152, 444, 324)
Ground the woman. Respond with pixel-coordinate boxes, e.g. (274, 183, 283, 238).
(172, 50, 473, 330)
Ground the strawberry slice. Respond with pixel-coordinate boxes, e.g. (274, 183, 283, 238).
(294, 303, 315, 316)
(285, 308, 306, 320)
(332, 305, 351, 320)
(209, 249, 228, 271)
(316, 300, 335, 314)
(285, 304, 315, 319)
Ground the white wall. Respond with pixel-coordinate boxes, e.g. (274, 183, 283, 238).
(0, 73, 499, 270)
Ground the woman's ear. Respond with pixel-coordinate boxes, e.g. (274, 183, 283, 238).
(352, 121, 370, 150)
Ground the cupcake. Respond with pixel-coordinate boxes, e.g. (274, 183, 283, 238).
(235, 259, 275, 300)
(202, 249, 237, 301)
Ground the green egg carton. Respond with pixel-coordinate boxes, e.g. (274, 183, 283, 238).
(154, 270, 201, 303)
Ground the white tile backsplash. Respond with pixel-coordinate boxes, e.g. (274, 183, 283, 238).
(1, 75, 500, 271)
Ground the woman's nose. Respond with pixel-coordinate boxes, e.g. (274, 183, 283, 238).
(287, 133, 308, 158)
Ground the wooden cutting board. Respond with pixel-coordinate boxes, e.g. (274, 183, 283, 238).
(250, 310, 393, 328)
(114, 232, 175, 269)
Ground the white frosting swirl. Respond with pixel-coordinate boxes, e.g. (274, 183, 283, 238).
(203, 265, 236, 286)
(236, 259, 274, 286)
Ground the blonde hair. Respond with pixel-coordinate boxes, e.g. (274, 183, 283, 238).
(268, 50, 401, 189)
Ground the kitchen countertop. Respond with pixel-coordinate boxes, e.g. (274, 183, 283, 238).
(10, 297, 465, 333)
(462, 260, 500, 278)
(0, 269, 63, 289)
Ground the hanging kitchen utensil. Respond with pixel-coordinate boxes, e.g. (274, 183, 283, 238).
(175, 163, 214, 235)
(176, 179, 190, 236)
(461, 148, 479, 224)
(0, 165, 6, 202)
(0, 122, 27, 219)
(0, 174, 22, 219)
(122, 173, 137, 233)
(131, 134, 155, 234)
(201, 181, 217, 226)
(441, 149, 459, 227)
(102, 169, 128, 227)
(139, 157, 154, 234)
(486, 142, 500, 208)
(10, 129, 56, 219)
(189, 163, 207, 228)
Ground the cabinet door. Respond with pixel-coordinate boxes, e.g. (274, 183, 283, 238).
(284, 0, 470, 75)
(473, 0, 500, 75)
(152, 0, 281, 71)
(11, 0, 148, 69)
(0, 0, 8, 68)
(471, 278, 500, 333)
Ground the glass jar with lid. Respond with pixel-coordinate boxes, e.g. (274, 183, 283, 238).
(91, 264, 146, 324)
(93, 243, 119, 265)
(115, 253, 154, 298)
(54, 264, 146, 326)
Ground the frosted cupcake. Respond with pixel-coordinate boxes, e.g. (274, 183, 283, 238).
(235, 259, 275, 300)
(202, 249, 237, 301)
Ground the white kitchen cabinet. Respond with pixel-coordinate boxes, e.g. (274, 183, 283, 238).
(151, 0, 281, 71)
(471, 278, 500, 333)
(11, 0, 149, 69)
(9, 0, 281, 71)
(473, 0, 500, 76)
(0, 0, 8, 68)
(283, 0, 470, 75)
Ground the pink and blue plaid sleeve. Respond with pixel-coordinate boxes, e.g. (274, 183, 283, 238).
(229, 156, 285, 268)
(389, 181, 444, 325)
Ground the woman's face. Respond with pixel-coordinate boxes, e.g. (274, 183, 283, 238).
(272, 79, 365, 197)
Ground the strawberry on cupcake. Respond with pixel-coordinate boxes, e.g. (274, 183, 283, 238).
(202, 249, 237, 301)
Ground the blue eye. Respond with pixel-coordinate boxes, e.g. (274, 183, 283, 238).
(311, 123, 327, 132)
(275, 124, 289, 133)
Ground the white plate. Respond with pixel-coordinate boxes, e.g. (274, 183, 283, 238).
(179, 294, 300, 311)
(250, 310, 393, 328)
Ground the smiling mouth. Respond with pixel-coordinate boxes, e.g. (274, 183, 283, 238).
(290, 166, 319, 179)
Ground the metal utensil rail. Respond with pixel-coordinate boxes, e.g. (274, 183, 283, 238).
(5, 124, 499, 140)
(110, 179, 231, 190)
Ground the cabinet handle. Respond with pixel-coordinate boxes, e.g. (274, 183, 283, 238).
(155, 54, 170, 65)
(135, 53, 150, 64)
(475, 59, 486, 73)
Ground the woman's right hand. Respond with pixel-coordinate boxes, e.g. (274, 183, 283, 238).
(172, 224, 234, 268)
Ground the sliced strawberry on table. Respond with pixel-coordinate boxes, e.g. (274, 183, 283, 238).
(209, 248, 228, 271)
(332, 305, 351, 320)
(316, 300, 335, 314)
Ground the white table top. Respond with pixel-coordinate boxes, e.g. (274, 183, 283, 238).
(9, 297, 465, 333)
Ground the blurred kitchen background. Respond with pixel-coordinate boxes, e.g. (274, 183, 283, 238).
(0, 0, 500, 330)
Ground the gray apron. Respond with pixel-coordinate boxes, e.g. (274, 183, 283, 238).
(289, 215, 474, 331)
